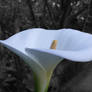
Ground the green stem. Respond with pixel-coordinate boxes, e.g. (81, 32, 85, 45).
(33, 71, 53, 92)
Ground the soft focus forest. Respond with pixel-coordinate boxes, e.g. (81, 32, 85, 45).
(0, 0, 92, 92)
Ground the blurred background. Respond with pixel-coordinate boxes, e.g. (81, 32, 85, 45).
(0, 0, 92, 92)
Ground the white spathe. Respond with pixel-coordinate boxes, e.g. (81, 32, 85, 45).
(0, 28, 92, 92)
(0, 28, 63, 71)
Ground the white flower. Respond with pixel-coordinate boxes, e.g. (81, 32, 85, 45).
(0, 28, 92, 92)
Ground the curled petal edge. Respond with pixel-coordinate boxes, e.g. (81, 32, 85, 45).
(26, 48, 92, 62)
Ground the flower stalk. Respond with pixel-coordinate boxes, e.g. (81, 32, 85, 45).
(33, 40, 58, 92)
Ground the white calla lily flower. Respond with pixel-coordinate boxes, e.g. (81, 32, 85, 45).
(0, 28, 92, 92)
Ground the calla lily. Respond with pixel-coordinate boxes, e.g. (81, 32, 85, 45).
(0, 28, 92, 92)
